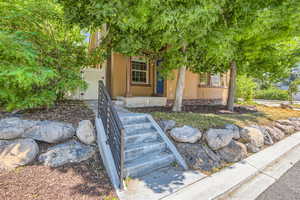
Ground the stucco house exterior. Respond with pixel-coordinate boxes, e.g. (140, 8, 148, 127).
(71, 32, 230, 107)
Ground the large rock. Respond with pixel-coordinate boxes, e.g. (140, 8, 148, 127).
(205, 128, 234, 150)
(275, 123, 295, 135)
(240, 127, 264, 148)
(170, 126, 202, 143)
(217, 141, 247, 162)
(177, 143, 223, 171)
(0, 118, 37, 140)
(0, 138, 39, 169)
(159, 120, 176, 132)
(277, 119, 300, 131)
(39, 140, 95, 167)
(76, 120, 96, 145)
(246, 143, 260, 153)
(225, 124, 240, 139)
(25, 121, 75, 143)
(254, 126, 274, 145)
(264, 126, 285, 142)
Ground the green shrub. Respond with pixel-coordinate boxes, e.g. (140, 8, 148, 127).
(255, 87, 288, 100)
(0, 0, 89, 111)
(236, 75, 257, 102)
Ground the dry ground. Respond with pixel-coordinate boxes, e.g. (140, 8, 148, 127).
(0, 101, 117, 200)
(133, 105, 300, 131)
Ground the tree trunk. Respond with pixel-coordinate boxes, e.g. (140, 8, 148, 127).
(172, 65, 187, 112)
(227, 61, 237, 111)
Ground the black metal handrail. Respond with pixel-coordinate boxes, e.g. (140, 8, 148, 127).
(98, 80, 125, 189)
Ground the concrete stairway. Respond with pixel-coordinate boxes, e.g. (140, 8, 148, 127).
(119, 113, 187, 178)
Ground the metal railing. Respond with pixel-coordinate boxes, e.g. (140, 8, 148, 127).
(98, 80, 125, 189)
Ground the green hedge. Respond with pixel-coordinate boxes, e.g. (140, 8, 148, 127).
(254, 87, 288, 100)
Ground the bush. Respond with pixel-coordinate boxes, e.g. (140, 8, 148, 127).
(0, 0, 89, 111)
(255, 87, 289, 100)
(236, 75, 257, 102)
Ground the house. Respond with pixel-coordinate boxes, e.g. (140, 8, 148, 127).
(71, 32, 230, 107)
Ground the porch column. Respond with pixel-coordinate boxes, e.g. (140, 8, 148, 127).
(125, 61, 132, 97)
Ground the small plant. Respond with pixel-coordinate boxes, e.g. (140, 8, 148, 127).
(288, 78, 300, 104)
(255, 87, 289, 100)
(236, 75, 257, 103)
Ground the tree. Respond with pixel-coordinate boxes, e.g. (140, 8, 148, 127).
(0, 0, 90, 111)
(59, 0, 300, 112)
(59, 0, 228, 111)
(194, 0, 300, 111)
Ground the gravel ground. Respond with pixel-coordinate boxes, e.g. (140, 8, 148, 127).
(256, 161, 300, 200)
(0, 101, 117, 200)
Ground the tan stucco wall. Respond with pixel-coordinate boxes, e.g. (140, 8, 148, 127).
(110, 53, 229, 104)
(166, 70, 229, 104)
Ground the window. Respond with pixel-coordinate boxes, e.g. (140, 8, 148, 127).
(211, 73, 221, 87)
(131, 57, 149, 84)
(199, 73, 209, 86)
(199, 73, 226, 87)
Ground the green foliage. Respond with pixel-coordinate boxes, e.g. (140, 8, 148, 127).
(59, 0, 300, 77)
(288, 78, 300, 103)
(255, 87, 288, 101)
(236, 75, 257, 102)
(0, 0, 89, 111)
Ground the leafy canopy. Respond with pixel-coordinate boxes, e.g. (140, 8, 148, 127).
(60, 0, 300, 79)
(0, 0, 90, 111)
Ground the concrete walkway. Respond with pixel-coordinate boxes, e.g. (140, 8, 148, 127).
(256, 161, 300, 200)
(254, 99, 300, 107)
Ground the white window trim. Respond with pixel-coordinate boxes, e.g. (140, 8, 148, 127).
(131, 57, 149, 85)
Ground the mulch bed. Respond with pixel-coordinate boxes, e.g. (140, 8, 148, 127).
(0, 100, 95, 127)
(131, 104, 258, 114)
(0, 100, 117, 200)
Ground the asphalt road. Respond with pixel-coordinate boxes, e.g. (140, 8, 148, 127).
(256, 161, 300, 200)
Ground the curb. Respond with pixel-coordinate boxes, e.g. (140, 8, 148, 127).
(220, 144, 300, 199)
(162, 132, 300, 200)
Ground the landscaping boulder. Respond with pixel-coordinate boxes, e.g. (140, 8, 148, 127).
(246, 143, 260, 153)
(275, 123, 294, 135)
(76, 120, 96, 145)
(217, 141, 247, 162)
(289, 117, 300, 121)
(265, 126, 285, 142)
(276, 119, 294, 126)
(254, 126, 274, 145)
(0, 138, 39, 169)
(240, 127, 264, 148)
(277, 119, 300, 131)
(224, 124, 240, 139)
(159, 120, 176, 132)
(177, 143, 223, 171)
(25, 121, 75, 143)
(205, 128, 234, 150)
(170, 126, 202, 143)
(39, 140, 95, 167)
(0, 118, 37, 140)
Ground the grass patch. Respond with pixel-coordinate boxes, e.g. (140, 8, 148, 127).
(150, 105, 300, 131)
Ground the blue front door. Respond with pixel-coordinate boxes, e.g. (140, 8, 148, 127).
(156, 74, 164, 95)
(156, 59, 164, 95)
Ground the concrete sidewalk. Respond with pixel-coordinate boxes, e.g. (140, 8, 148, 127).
(161, 133, 300, 200)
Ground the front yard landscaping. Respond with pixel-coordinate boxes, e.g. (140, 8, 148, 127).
(133, 104, 300, 174)
(0, 101, 116, 200)
(134, 105, 300, 131)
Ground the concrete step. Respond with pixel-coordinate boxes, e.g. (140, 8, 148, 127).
(125, 141, 166, 162)
(124, 122, 153, 134)
(120, 114, 149, 125)
(125, 130, 159, 145)
(124, 151, 175, 178)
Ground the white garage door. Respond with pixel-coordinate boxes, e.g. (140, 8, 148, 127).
(70, 67, 106, 100)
